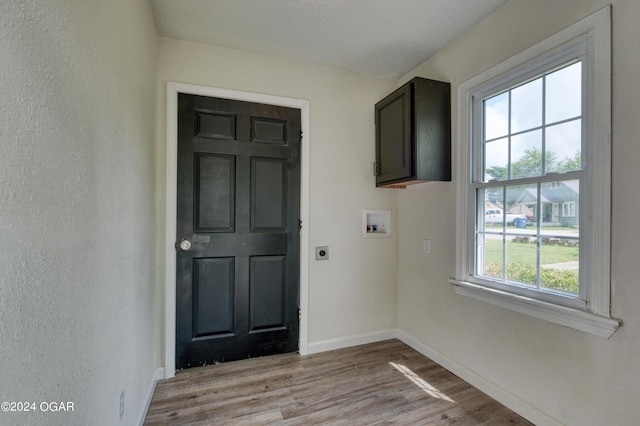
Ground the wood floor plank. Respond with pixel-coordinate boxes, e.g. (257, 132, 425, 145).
(144, 339, 533, 425)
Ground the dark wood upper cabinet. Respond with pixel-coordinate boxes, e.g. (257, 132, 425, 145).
(374, 77, 451, 187)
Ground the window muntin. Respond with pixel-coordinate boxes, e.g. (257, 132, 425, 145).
(474, 61, 583, 301)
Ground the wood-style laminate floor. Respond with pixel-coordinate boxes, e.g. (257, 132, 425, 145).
(144, 339, 533, 425)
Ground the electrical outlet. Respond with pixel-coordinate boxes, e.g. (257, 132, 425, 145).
(119, 389, 125, 421)
(315, 246, 329, 260)
(423, 239, 431, 254)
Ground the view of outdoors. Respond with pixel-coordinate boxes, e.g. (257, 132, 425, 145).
(476, 62, 582, 294)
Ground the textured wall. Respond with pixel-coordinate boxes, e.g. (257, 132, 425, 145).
(0, 1, 158, 424)
(157, 39, 399, 349)
(397, 0, 640, 424)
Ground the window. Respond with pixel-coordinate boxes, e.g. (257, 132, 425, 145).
(478, 61, 583, 298)
(451, 6, 619, 338)
(563, 202, 576, 218)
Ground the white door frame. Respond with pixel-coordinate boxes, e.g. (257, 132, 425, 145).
(164, 82, 310, 379)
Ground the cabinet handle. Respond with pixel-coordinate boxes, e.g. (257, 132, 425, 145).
(373, 162, 379, 177)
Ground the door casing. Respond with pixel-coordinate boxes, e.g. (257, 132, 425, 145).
(164, 82, 310, 379)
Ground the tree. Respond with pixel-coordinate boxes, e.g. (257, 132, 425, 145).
(512, 148, 558, 178)
(556, 150, 581, 173)
(485, 165, 507, 181)
(485, 147, 580, 181)
(483, 148, 581, 205)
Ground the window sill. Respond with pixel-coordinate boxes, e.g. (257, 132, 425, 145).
(449, 278, 620, 338)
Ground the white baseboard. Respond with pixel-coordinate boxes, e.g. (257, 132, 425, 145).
(306, 329, 397, 354)
(396, 330, 559, 426)
(137, 367, 164, 426)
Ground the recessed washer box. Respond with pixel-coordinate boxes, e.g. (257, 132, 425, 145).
(363, 209, 391, 238)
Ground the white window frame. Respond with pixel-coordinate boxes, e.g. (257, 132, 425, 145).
(563, 201, 576, 217)
(450, 6, 620, 338)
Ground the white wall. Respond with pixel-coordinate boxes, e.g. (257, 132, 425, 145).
(157, 38, 398, 350)
(397, 0, 640, 424)
(0, 1, 159, 424)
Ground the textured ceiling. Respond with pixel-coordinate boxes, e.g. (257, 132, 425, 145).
(150, 0, 508, 80)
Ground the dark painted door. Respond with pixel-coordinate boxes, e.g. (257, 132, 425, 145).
(176, 94, 301, 369)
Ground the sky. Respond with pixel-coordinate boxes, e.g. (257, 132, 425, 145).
(483, 61, 582, 176)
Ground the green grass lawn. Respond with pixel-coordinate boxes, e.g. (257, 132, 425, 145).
(483, 240, 578, 265)
(482, 239, 579, 293)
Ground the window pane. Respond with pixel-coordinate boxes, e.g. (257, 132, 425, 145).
(539, 179, 579, 294)
(484, 138, 508, 181)
(506, 238, 538, 287)
(506, 184, 536, 227)
(511, 130, 542, 179)
(540, 241, 579, 294)
(511, 78, 542, 133)
(478, 233, 504, 280)
(479, 187, 504, 228)
(505, 183, 538, 287)
(546, 62, 581, 124)
(484, 92, 509, 140)
(539, 179, 579, 229)
(545, 119, 582, 173)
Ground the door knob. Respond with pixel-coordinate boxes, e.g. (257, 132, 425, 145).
(179, 240, 192, 251)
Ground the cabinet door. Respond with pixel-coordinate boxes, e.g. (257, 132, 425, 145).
(375, 83, 412, 185)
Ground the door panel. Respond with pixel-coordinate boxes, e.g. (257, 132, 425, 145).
(195, 110, 236, 140)
(194, 153, 235, 232)
(192, 257, 235, 337)
(250, 255, 286, 331)
(251, 117, 288, 144)
(251, 157, 286, 231)
(176, 94, 301, 368)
